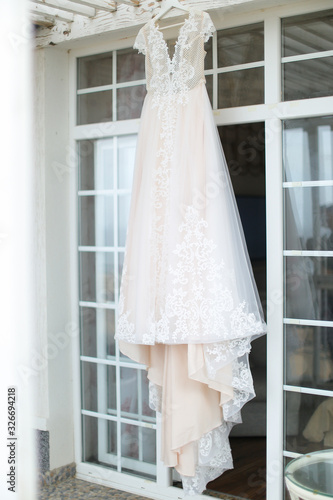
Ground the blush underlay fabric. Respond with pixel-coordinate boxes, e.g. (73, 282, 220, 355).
(115, 9, 267, 497)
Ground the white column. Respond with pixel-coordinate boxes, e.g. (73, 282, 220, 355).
(0, 0, 37, 499)
(265, 14, 284, 500)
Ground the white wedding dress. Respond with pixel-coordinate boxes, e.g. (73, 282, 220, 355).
(115, 9, 267, 496)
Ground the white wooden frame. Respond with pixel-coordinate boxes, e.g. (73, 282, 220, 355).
(69, 2, 333, 500)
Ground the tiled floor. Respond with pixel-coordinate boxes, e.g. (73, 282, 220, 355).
(38, 476, 238, 499)
(38, 477, 150, 499)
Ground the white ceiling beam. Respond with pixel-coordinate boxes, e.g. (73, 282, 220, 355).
(32, 0, 96, 17)
(30, 3, 74, 22)
(30, 12, 55, 27)
(116, 0, 140, 5)
(68, 0, 117, 12)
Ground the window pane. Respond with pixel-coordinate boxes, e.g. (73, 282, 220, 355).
(284, 187, 333, 251)
(118, 135, 136, 190)
(107, 420, 117, 455)
(283, 57, 333, 101)
(81, 361, 97, 411)
(218, 122, 266, 196)
(118, 195, 131, 247)
(78, 140, 95, 190)
(218, 67, 264, 108)
(79, 139, 114, 191)
(285, 325, 333, 391)
(79, 195, 114, 247)
(204, 36, 213, 70)
(118, 251, 124, 289)
(82, 362, 116, 413)
(80, 307, 97, 357)
(82, 414, 117, 466)
(117, 48, 145, 83)
(121, 367, 138, 417)
(217, 23, 264, 67)
(284, 256, 333, 322)
(142, 372, 155, 419)
(121, 423, 138, 460)
(285, 391, 333, 454)
(77, 90, 112, 125)
(77, 52, 112, 89)
(206, 74, 213, 107)
(79, 251, 115, 303)
(106, 309, 116, 357)
(108, 365, 117, 412)
(283, 117, 333, 182)
(80, 306, 116, 358)
(142, 428, 156, 464)
(117, 85, 146, 120)
(282, 10, 333, 57)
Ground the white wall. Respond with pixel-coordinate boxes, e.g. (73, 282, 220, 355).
(35, 46, 75, 470)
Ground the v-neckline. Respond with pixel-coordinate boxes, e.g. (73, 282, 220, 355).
(152, 9, 194, 64)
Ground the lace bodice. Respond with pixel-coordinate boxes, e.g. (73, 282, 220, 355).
(134, 9, 215, 96)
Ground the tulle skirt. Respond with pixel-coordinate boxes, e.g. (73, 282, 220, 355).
(115, 81, 267, 496)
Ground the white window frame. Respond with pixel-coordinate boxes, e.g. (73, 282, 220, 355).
(69, 1, 333, 499)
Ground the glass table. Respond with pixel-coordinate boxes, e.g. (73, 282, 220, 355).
(285, 449, 333, 499)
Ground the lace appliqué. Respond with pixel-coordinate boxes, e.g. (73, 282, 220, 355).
(155, 206, 264, 344)
(116, 205, 266, 344)
(116, 262, 136, 343)
(181, 421, 234, 496)
(148, 12, 198, 171)
(133, 28, 147, 55)
(201, 11, 215, 42)
(149, 381, 162, 412)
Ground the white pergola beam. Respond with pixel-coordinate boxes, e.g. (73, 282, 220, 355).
(117, 0, 140, 5)
(67, 0, 117, 12)
(30, 12, 55, 27)
(30, 3, 74, 22)
(32, 0, 96, 17)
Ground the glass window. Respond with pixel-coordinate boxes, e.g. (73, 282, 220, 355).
(78, 139, 114, 191)
(117, 85, 146, 121)
(205, 74, 213, 106)
(82, 414, 117, 467)
(79, 307, 116, 358)
(79, 195, 114, 247)
(218, 67, 264, 108)
(204, 36, 213, 70)
(282, 10, 333, 101)
(217, 23, 264, 108)
(285, 392, 333, 455)
(77, 52, 113, 89)
(283, 117, 333, 183)
(284, 186, 333, 252)
(282, 10, 333, 57)
(77, 90, 112, 125)
(117, 47, 145, 83)
(77, 46, 147, 124)
(217, 23, 264, 67)
(284, 256, 333, 322)
(283, 57, 333, 101)
(79, 251, 115, 304)
(285, 325, 333, 391)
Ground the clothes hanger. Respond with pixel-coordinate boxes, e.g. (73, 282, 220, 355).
(153, 0, 191, 25)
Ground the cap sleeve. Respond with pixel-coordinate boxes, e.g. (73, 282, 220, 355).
(133, 26, 147, 55)
(201, 11, 216, 42)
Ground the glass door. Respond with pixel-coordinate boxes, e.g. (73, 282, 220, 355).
(281, 8, 333, 498)
(283, 115, 333, 469)
(78, 134, 157, 477)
